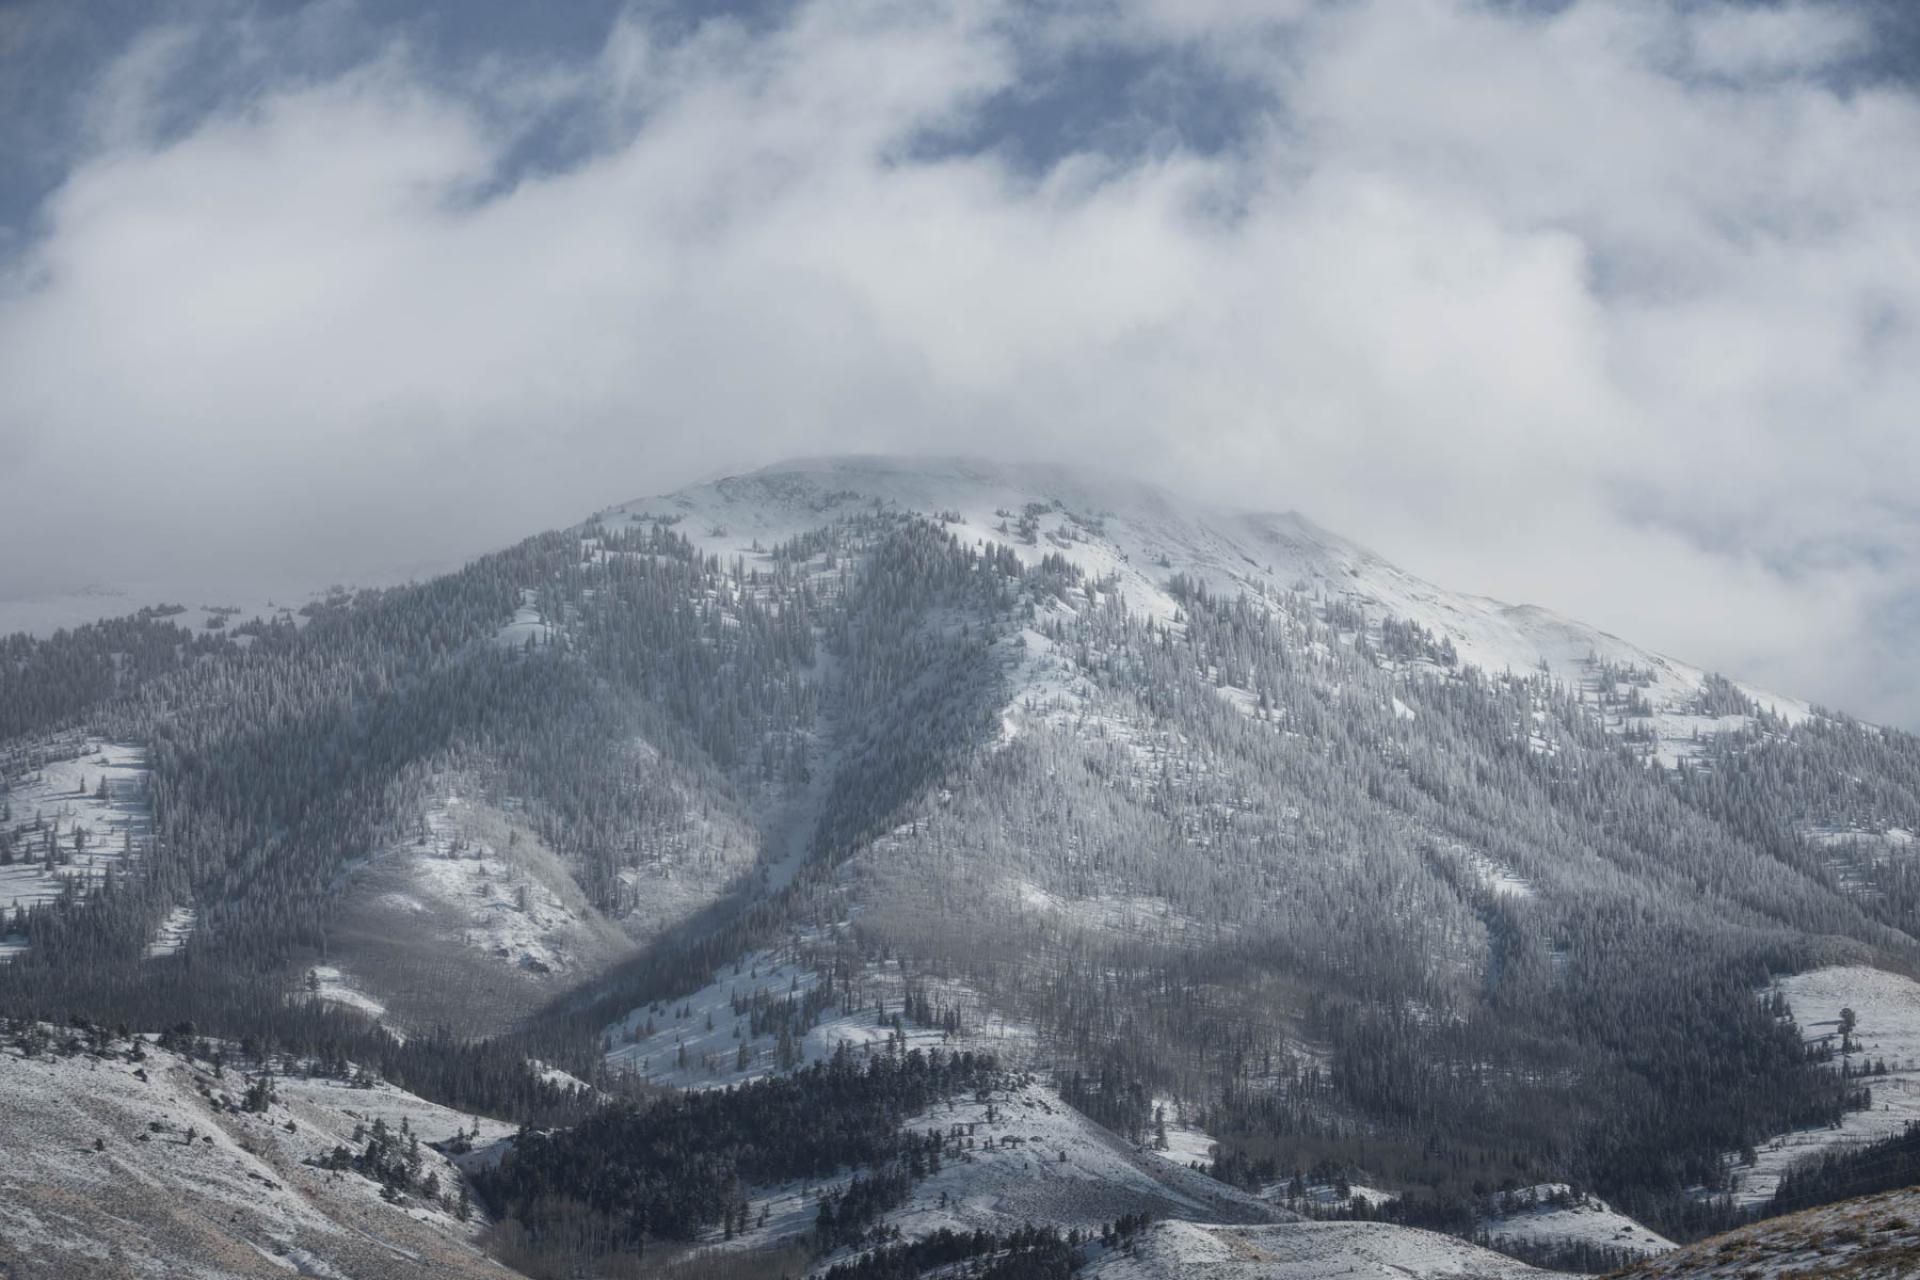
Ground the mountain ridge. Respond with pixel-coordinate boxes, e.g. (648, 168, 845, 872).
(604, 454, 1813, 758)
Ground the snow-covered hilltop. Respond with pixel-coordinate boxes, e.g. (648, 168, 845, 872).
(601, 455, 1809, 767)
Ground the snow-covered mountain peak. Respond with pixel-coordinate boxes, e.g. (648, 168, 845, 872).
(600, 455, 1811, 759)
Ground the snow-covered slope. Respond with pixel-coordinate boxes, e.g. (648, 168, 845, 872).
(1622, 1183, 1920, 1279)
(325, 776, 688, 1036)
(377, 790, 624, 981)
(0, 737, 172, 959)
(1080, 1218, 1575, 1280)
(576, 456, 1845, 1276)
(0, 1030, 512, 1279)
(1476, 1183, 1675, 1262)
(0, 738, 150, 911)
(604, 938, 1036, 1089)
(887, 1079, 1278, 1236)
(601, 456, 1809, 767)
(1716, 966, 1920, 1208)
(696, 1076, 1284, 1265)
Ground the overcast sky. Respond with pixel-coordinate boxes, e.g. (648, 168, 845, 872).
(1, 0, 1918, 725)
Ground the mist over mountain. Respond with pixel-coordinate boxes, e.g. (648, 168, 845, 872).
(7, 0, 1920, 728)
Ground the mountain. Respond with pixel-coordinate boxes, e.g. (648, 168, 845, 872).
(5, 455, 1920, 1277)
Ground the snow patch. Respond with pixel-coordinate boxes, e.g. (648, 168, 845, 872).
(1081, 1218, 1574, 1280)
(872, 1080, 1278, 1246)
(1807, 826, 1915, 849)
(1146, 1096, 1218, 1170)
(1270, 1180, 1396, 1213)
(145, 905, 198, 958)
(494, 588, 557, 650)
(1465, 852, 1535, 900)
(305, 965, 388, 1021)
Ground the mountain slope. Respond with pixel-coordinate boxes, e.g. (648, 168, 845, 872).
(583, 460, 1920, 1234)
(7, 455, 1920, 1275)
(0, 1025, 516, 1280)
(1619, 1183, 1920, 1279)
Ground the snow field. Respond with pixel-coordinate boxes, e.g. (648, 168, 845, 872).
(1808, 827, 1916, 849)
(145, 905, 198, 958)
(999, 625, 1108, 745)
(596, 942, 1293, 1258)
(1437, 846, 1536, 900)
(1718, 965, 1920, 1208)
(1007, 876, 1209, 940)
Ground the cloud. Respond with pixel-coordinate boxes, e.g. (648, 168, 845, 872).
(0, 0, 1917, 726)
(1686, 3, 1872, 77)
